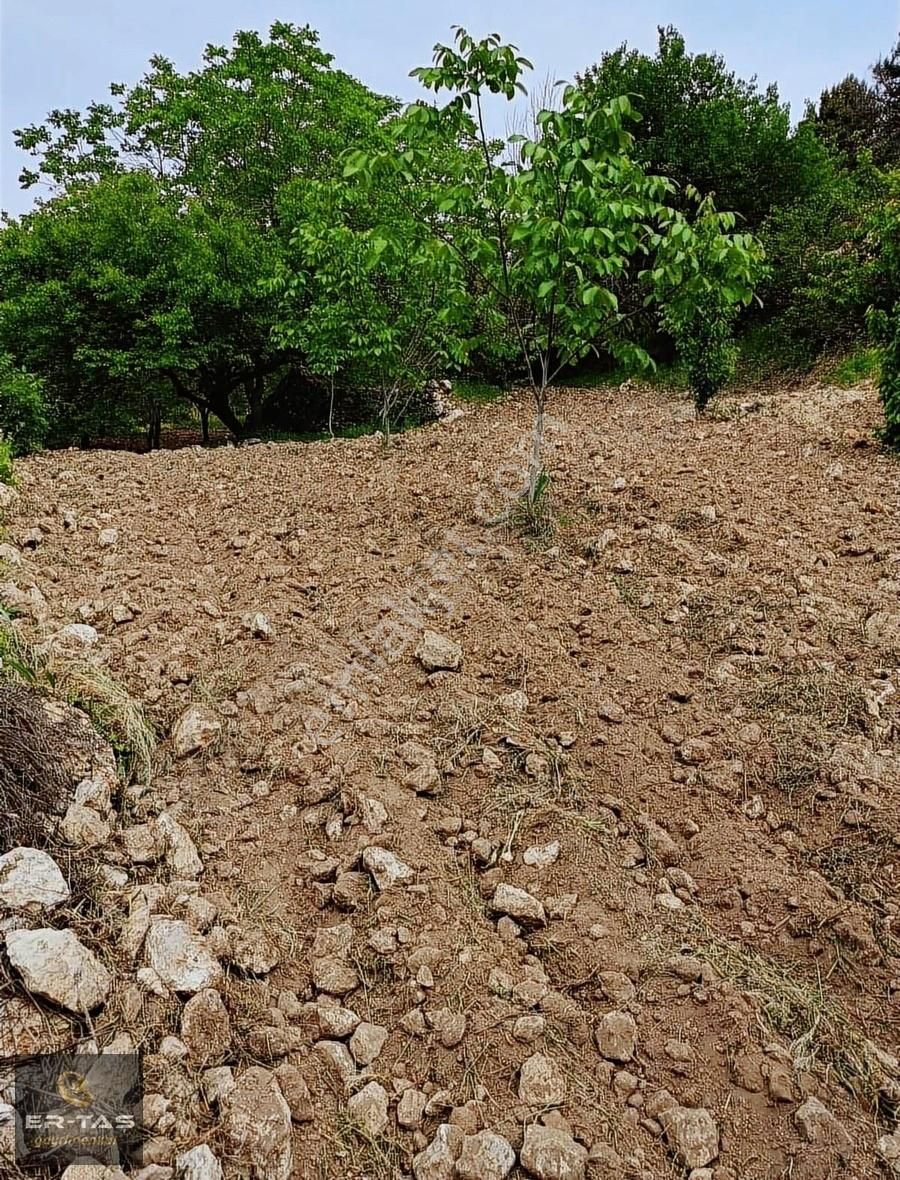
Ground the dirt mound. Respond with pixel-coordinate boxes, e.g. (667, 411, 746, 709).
(6, 380, 899, 1178)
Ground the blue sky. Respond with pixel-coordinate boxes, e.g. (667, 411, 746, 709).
(1, 0, 896, 216)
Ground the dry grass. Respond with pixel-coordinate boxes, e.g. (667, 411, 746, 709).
(702, 935, 898, 1110)
(57, 663, 155, 786)
(0, 681, 74, 853)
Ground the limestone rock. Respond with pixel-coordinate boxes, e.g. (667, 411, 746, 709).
(349, 1021, 389, 1065)
(594, 1011, 636, 1063)
(658, 1104, 719, 1170)
(362, 845, 414, 890)
(876, 1130, 900, 1177)
(397, 1087, 428, 1129)
(416, 630, 462, 671)
(523, 841, 560, 868)
(490, 883, 546, 927)
(456, 1130, 516, 1180)
(222, 1066, 292, 1180)
(123, 822, 164, 865)
(793, 1097, 852, 1160)
(347, 1080, 389, 1137)
(520, 1124, 588, 1180)
(172, 705, 222, 759)
(181, 988, 231, 1065)
(157, 812, 203, 879)
(274, 1063, 313, 1123)
(5, 927, 111, 1013)
(175, 1144, 223, 1180)
(315, 1040, 356, 1086)
(0, 847, 69, 912)
(145, 920, 223, 994)
(60, 802, 112, 847)
(312, 955, 358, 996)
(231, 926, 280, 975)
(518, 1052, 566, 1107)
(413, 1124, 464, 1180)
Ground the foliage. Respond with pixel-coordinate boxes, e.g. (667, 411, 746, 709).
(826, 347, 880, 387)
(0, 438, 15, 487)
(4, 23, 393, 444)
(578, 27, 832, 229)
(349, 28, 761, 492)
(0, 353, 47, 455)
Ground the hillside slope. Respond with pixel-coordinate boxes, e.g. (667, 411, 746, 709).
(9, 381, 900, 1179)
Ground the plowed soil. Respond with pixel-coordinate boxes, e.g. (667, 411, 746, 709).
(13, 380, 900, 1179)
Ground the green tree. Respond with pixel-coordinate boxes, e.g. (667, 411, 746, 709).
(0, 354, 48, 455)
(578, 27, 832, 230)
(348, 28, 761, 495)
(814, 76, 881, 164)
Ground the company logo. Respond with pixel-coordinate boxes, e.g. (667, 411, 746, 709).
(57, 1071, 94, 1109)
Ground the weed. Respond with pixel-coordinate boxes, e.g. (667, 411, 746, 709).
(825, 346, 881, 388)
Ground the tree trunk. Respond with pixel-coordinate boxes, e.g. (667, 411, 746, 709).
(200, 406, 210, 445)
(527, 386, 547, 503)
(147, 400, 162, 451)
(328, 376, 335, 439)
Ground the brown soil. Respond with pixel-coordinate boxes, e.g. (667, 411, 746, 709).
(12, 379, 900, 1179)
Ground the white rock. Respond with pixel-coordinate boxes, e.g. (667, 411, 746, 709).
(5, 927, 111, 1013)
(222, 1066, 292, 1179)
(55, 623, 100, 647)
(456, 1130, 516, 1180)
(201, 1066, 235, 1106)
(415, 629, 462, 671)
(60, 802, 112, 847)
(315, 1040, 356, 1086)
(172, 704, 222, 758)
(145, 919, 222, 994)
(520, 1124, 588, 1180)
(74, 774, 113, 814)
(98, 528, 119, 547)
(413, 1123, 464, 1180)
(349, 1021, 389, 1065)
(0, 847, 69, 912)
(523, 841, 560, 868)
(658, 1104, 719, 1169)
(490, 883, 546, 926)
(397, 1087, 429, 1129)
(175, 1143, 224, 1180)
(347, 1080, 389, 1137)
(594, 1011, 637, 1062)
(362, 845, 414, 890)
(876, 1130, 900, 1177)
(316, 1001, 360, 1038)
(243, 611, 272, 638)
(157, 811, 203, 879)
(518, 1052, 566, 1107)
(0, 542, 21, 565)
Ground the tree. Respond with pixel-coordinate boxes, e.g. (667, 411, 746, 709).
(873, 35, 900, 164)
(6, 23, 393, 441)
(0, 354, 48, 455)
(348, 28, 761, 496)
(578, 27, 831, 230)
(814, 75, 881, 164)
(0, 173, 283, 443)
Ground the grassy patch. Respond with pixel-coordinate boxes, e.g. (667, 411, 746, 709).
(703, 936, 897, 1108)
(0, 438, 16, 487)
(825, 346, 881, 387)
(453, 379, 507, 404)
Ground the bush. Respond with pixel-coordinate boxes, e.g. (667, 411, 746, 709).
(0, 354, 48, 455)
(868, 307, 900, 445)
(0, 438, 14, 487)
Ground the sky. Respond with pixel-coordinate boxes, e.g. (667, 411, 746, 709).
(1, 0, 897, 216)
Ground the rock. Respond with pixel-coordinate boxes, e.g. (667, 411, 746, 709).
(598, 701, 625, 724)
(415, 630, 462, 671)
(523, 842, 560, 868)
(876, 1130, 900, 1176)
(430, 1007, 467, 1048)
(0, 847, 69, 912)
(60, 802, 112, 847)
(312, 955, 358, 996)
(5, 927, 110, 1013)
(123, 822, 164, 865)
(145, 919, 223, 994)
(244, 611, 272, 638)
(594, 1011, 637, 1062)
(315, 1040, 356, 1086)
(247, 1025, 308, 1060)
(514, 1014, 545, 1043)
(658, 1105, 719, 1169)
(518, 1052, 566, 1106)
(175, 1144, 223, 1180)
(172, 705, 222, 758)
(349, 1021, 389, 1065)
(491, 883, 546, 926)
(55, 622, 100, 648)
(398, 1087, 429, 1130)
(201, 1066, 235, 1106)
(520, 1124, 588, 1180)
(793, 1097, 852, 1160)
(0, 995, 73, 1056)
(274, 1063, 313, 1123)
(222, 1066, 292, 1180)
(636, 814, 681, 866)
(98, 528, 119, 547)
(181, 989, 231, 1065)
(231, 927, 280, 975)
(316, 1001, 360, 1038)
(112, 603, 134, 624)
(333, 871, 370, 908)
(347, 1080, 389, 1137)
(0, 542, 21, 565)
(157, 812, 203, 879)
(456, 1130, 516, 1180)
(362, 845, 414, 890)
(413, 1124, 464, 1180)
(312, 923, 353, 957)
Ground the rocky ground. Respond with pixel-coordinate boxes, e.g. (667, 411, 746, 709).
(1, 378, 899, 1180)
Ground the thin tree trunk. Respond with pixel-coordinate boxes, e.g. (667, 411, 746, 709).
(200, 406, 210, 445)
(328, 376, 335, 439)
(527, 375, 548, 503)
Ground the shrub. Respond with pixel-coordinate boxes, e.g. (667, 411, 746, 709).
(0, 437, 15, 487)
(868, 306, 900, 445)
(0, 354, 48, 455)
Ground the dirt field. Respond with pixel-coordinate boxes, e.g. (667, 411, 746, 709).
(11, 379, 900, 1178)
